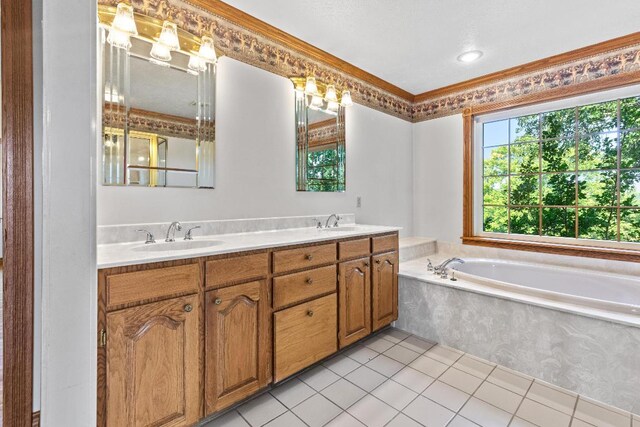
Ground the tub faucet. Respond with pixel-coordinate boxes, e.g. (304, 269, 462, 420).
(165, 221, 182, 242)
(325, 214, 341, 228)
(435, 257, 465, 279)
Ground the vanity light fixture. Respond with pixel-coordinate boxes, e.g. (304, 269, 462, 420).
(457, 50, 483, 63)
(325, 85, 339, 111)
(198, 36, 217, 63)
(107, 2, 137, 50)
(340, 90, 353, 107)
(305, 77, 318, 95)
(311, 94, 324, 108)
(158, 21, 180, 51)
(107, 28, 132, 50)
(188, 55, 207, 74)
(150, 41, 172, 62)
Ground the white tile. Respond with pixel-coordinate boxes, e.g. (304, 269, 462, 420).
(574, 397, 631, 427)
(402, 395, 456, 427)
(473, 381, 522, 413)
(238, 393, 288, 427)
(348, 394, 398, 427)
(634, 415, 640, 427)
(439, 368, 483, 394)
(345, 366, 387, 392)
(324, 354, 361, 377)
(422, 380, 470, 412)
(408, 355, 449, 378)
(486, 367, 532, 395)
(366, 354, 405, 377)
(516, 398, 571, 427)
(386, 413, 422, 427)
(321, 379, 367, 410)
(270, 378, 316, 409)
(391, 366, 435, 393)
(452, 355, 495, 379)
(423, 345, 463, 365)
(510, 417, 538, 427)
(383, 345, 421, 365)
(526, 381, 577, 415)
(344, 345, 379, 364)
(371, 380, 418, 411)
(325, 412, 365, 427)
(459, 397, 512, 427)
(447, 415, 479, 427)
(571, 419, 596, 427)
(292, 393, 342, 427)
(263, 411, 306, 427)
(378, 328, 411, 343)
(364, 336, 395, 353)
(398, 335, 435, 353)
(299, 365, 341, 391)
(204, 411, 249, 427)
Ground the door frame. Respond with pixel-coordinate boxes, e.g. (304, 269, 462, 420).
(2, 0, 35, 425)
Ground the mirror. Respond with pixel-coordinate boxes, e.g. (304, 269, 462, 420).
(100, 31, 216, 188)
(294, 79, 347, 192)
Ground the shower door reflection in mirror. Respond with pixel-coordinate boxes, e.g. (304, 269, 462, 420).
(295, 93, 346, 192)
(101, 32, 215, 188)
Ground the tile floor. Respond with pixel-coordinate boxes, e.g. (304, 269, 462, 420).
(204, 328, 640, 427)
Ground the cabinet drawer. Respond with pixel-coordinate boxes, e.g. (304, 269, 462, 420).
(106, 264, 200, 309)
(338, 238, 371, 260)
(206, 252, 268, 289)
(274, 294, 337, 382)
(372, 234, 398, 254)
(273, 265, 337, 309)
(272, 243, 336, 274)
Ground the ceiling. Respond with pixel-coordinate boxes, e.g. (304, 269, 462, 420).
(222, 0, 640, 94)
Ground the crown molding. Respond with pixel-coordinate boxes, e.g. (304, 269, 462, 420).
(98, 1, 640, 123)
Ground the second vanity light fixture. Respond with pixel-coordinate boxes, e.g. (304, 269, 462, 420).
(293, 76, 354, 112)
(105, 2, 217, 73)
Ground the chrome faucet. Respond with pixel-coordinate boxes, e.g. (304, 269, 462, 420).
(136, 229, 156, 244)
(165, 221, 182, 242)
(184, 226, 201, 240)
(325, 214, 341, 228)
(434, 257, 465, 279)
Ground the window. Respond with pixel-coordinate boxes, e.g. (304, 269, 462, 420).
(477, 91, 640, 246)
(306, 147, 345, 192)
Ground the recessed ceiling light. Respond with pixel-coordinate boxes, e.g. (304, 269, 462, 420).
(457, 50, 483, 63)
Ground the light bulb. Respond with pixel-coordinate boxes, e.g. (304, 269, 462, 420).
(305, 77, 318, 95)
(188, 55, 207, 73)
(457, 50, 483, 63)
(112, 2, 138, 35)
(340, 90, 353, 107)
(311, 95, 323, 107)
(158, 21, 180, 50)
(327, 101, 339, 112)
(198, 36, 217, 63)
(150, 41, 172, 62)
(107, 28, 131, 50)
(325, 85, 338, 102)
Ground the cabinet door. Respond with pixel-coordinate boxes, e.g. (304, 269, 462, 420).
(338, 258, 371, 348)
(106, 294, 200, 427)
(371, 251, 398, 331)
(205, 280, 271, 414)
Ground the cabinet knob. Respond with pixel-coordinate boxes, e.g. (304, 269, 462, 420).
(214, 298, 222, 305)
(306, 278, 314, 285)
(363, 262, 370, 267)
(307, 310, 314, 317)
(305, 254, 314, 261)
(184, 304, 193, 312)
(375, 259, 381, 264)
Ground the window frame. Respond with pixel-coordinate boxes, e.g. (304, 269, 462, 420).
(463, 81, 640, 262)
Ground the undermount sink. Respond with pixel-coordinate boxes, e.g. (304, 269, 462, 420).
(320, 226, 362, 232)
(132, 239, 224, 252)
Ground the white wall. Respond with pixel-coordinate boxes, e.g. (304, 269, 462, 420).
(97, 57, 414, 236)
(412, 114, 463, 243)
(40, 0, 97, 424)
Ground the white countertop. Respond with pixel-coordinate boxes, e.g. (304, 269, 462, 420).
(97, 224, 400, 269)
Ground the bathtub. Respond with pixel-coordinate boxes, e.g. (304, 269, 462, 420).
(450, 258, 640, 317)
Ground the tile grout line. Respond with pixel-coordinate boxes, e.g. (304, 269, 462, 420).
(446, 363, 499, 426)
(507, 376, 536, 426)
(567, 393, 581, 427)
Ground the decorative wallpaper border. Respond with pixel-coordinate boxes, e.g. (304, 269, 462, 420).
(308, 119, 339, 148)
(99, 0, 640, 123)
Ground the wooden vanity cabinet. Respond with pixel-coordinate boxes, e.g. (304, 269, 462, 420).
(371, 251, 399, 331)
(338, 257, 371, 348)
(104, 294, 201, 427)
(205, 280, 271, 414)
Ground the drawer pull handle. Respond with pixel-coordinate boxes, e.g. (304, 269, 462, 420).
(305, 254, 314, 261)
(306, 278, 314, 285)
(184, 304, 193, 312)
(307, 310, 314, 317)
(214, 298, 222, 305)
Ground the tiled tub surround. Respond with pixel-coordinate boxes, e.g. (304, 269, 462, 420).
(203, 328, 640, 427)
(397, 256, 640, 414)
(97, 214, 357, 245)
(399, 237, 437, 262)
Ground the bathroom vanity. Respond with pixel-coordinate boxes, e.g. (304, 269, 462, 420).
(96, 227, 399, 426)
